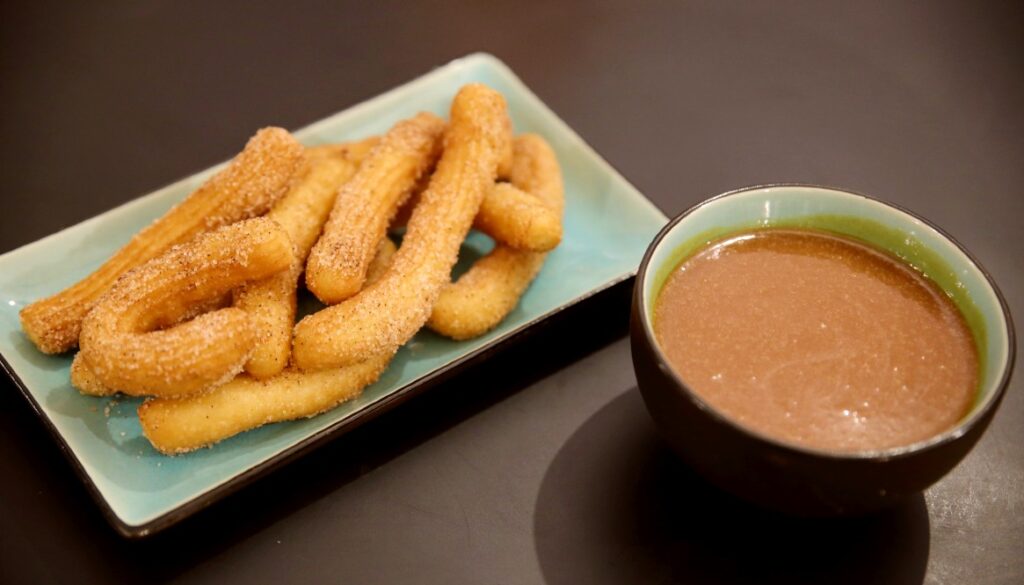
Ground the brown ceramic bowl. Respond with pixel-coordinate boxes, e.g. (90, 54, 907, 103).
(630, 184, 1015, 515)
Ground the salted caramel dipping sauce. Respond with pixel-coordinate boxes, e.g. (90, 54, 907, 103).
(653, 229, 979, 453)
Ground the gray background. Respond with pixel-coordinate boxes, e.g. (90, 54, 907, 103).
(1, 1, 1021, 583)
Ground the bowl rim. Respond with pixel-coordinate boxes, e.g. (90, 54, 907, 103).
(634, 182, 1017, 461)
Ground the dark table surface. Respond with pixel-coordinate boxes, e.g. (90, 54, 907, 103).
(2, 1, 1022, 583)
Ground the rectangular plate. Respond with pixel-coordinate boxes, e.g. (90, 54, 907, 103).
(0, 53, 667, 537)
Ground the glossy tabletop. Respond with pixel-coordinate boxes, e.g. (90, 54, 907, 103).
(1, 2, 1021, 583)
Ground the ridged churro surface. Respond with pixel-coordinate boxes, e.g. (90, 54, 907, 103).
(305, 113, 445, 303)
(138, 355, 391, 454)
(395, 181, 560, 251)
(474, 182, 561, 251)
(234, 146, 364, 378)
(20, 127, 303, 354)
(428, 134, 564, 339)
(293, 84, 512, 369)
(79, 218, 292, 397)
(73, 236, 399, 397)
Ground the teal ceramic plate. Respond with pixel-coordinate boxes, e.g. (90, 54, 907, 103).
(0, 53, 667, 537)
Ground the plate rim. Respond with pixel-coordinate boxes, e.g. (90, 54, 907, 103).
(0, 51, 669, 538)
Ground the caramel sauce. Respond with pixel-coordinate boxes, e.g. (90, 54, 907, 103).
(654, 229, 978, 452)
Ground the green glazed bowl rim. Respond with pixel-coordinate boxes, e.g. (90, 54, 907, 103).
(635, 183, 1016, 461)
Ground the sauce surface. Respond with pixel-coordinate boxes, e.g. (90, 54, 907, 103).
(654, 229, 978, 452)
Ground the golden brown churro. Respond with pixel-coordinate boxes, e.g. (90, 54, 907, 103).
(506, 134, 565, 221)
(19, 128, 304, 354)
(79, 218, 293, 397)
(71, 293, 232, 396)
(234, 145, 366, 378)
(474, 182, 561, 251)
(137, 355, 391, 454)
(394, 182, 560, 252)
(305, 113, 445, 303)
(293, 84, 512, 370)
(70, 353, 113, 397)
(233, 265, 300, 380)
(73, 239, 400, 397)
(24, 83, 568, 456)
(138, 234, 400, 453)
(428, 134, 564, 339)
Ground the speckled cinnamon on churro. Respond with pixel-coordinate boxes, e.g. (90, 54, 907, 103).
(234, 143, 371, 379)
(138, 355, 392, 454)
(428, 134, 564, 340)
(305, 113, 445, 304)
(20, 127, 304, 354)
(79, 218, 292, 397)
(293, 84, 512, 370)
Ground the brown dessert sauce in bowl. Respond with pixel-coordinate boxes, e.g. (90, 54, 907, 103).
(630, 185, 1015, 515)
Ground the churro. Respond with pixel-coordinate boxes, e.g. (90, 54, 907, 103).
(138, 235, 399, 453)
(305, 113, 445, 303)
(428, 134, 564, 339)
(293, 84, 512, 370)
(394, 182, 560, 252)
(70, 353, 113, 397)
(19, 127, 303, 355)
(21, 82, 571, 457)
(72, 238, 399, 397)
(79, 218, 292, 397)
(475, 183, 561, 251)
(138, 355, 391, 454)
(234, 145, 365, 378)
(71, 293, 231, 396)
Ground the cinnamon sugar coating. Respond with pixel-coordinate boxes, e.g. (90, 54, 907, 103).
(474, 182, 562, 252)
(305, 113, 446, 303)
(79, 218, 292, 397)
(20, 127, 304, 354)
(26, 84, 569, 455)
(138, 355, 391, 454)
(234, 143, 370, 378)
(428, 134, 564, 339)
(74, 236, 398, 397)
(293, 84, 512, 369)
(395, 180, 560, 251)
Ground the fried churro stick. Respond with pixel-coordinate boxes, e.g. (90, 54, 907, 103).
(507, 134, 564, 218)
(305, 113, 446, 304)
(474, 183, 562, 251)
(293, 84, 512, 370)
(19, 128, 303, 355)
(79, 218, 293, 397)
(74, 237, 400, 398)
(137, 355, 391, 454)
(71, 293, 233, 396)
(233, 264, 298, 380)
(428, 134, 564, 340)
(395, 182, 559, 252)
(70, 353, 112, 397)
(234, 145, 366, 379)
(139, 230, 398, 453)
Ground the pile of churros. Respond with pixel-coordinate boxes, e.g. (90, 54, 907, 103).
(19, 84, 564, 454)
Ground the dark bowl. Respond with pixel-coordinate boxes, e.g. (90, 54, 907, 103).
(630, 184, 1015, 515)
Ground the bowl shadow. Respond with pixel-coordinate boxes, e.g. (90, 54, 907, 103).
(534, 390, 931, 585)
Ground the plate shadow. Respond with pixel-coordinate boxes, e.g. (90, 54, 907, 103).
(1, 278, 633, 584)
